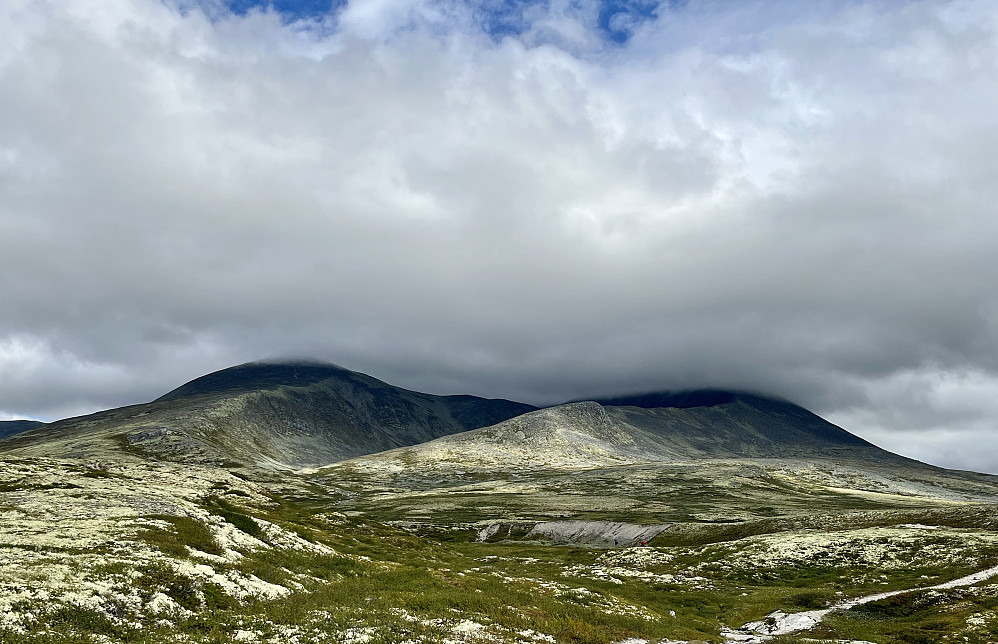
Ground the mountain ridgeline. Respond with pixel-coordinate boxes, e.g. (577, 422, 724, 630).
(0, 360, 897, 470)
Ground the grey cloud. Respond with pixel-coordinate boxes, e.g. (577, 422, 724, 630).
(2, 0, 998, 471)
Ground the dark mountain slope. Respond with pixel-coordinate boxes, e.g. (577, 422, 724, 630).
(155, 360, 353, 402)
(601, 391, 878, 457)
(593, 389, 871, 446)
(0, 420, 45, 440)
(592, 389, 743, 409)
(0, 360, 535, 469)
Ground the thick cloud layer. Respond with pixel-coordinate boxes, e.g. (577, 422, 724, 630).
(2, 0, 998, 471)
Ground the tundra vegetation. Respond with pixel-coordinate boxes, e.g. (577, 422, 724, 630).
(2, 455, 998, 644)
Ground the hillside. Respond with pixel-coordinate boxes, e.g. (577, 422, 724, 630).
(0, 420, 44, 440)
(0, 360, 535, 469)
(330, 394, 897, 474)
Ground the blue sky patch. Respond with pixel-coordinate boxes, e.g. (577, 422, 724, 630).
(598, 0, 661, 43)
(225, 0, 342, 20)
(219, 0, 665, 42)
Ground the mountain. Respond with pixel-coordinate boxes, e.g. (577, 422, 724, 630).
(0, 420, 45, 440)
(0, 360, 536, 469)
(331, 392, 898, 473)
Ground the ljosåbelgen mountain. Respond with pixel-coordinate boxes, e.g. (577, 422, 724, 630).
(0, 360, 535, 468)
(2, 358, 898, 470)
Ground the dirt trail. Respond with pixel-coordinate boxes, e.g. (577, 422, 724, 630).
(723, 564, 998, 642)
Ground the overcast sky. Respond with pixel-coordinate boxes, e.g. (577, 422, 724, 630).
(2, 0, 998, 473)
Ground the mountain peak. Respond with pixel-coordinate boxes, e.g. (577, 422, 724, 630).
(249, 357, 346, 368)
(154, 359, 355, 402)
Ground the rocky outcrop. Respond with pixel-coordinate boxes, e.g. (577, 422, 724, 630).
(477, 520, 670, 547)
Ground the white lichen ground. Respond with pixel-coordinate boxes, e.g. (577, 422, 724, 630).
(0, 458, 276, 633)
(0, 457, 368, 641)
(4, 455, 998, 643)
(1, 456, 679, 644)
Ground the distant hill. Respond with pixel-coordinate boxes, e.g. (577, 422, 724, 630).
(0, 360, 536, 469)
(0, 420, 45, 440)
(332, 393, 900, 473)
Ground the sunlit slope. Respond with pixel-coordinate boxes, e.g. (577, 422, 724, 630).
(0, 360, 535, 468)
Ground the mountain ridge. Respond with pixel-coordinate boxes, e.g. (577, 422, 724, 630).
(0, 360, 536, 469)
(154, 359, 353, 402)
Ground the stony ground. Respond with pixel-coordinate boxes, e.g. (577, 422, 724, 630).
(2, 455, 998, 643)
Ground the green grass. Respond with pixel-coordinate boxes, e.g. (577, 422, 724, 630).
(802, 587, 998, 643)
(42, 605, 130, 638)
(137, 514, 223, 557)
(204, 496, 264, 539)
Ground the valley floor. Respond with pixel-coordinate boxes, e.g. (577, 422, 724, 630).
(2, 456, 998, 644)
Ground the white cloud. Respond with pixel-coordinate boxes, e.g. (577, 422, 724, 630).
(338, 0, 441, 39)
(824, 368, 998, 470)
(0, 335, 133, 421)
(1, 0, 998, 470)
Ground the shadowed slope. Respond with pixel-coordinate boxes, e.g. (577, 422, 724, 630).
(0, 420, 45, 440)
(154, 360, 353, 402)
(604, 393, 879, 455)
(594, 390, 874, 448)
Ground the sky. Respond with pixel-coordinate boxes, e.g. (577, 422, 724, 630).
(2, 0, 998, 473)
